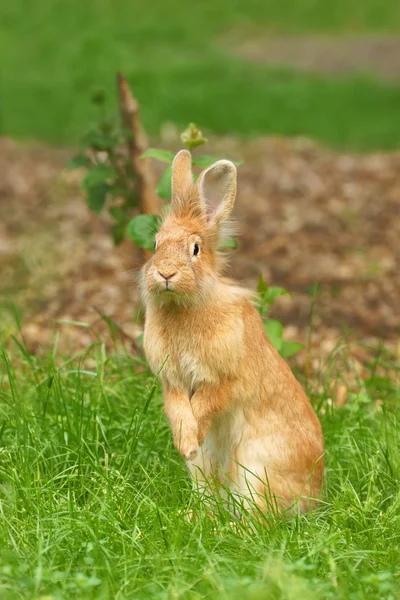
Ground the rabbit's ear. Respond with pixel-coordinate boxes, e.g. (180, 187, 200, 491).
(171, 149, 204, 219)
(197, 160, 237, 226)
(171, 149, 192, 205)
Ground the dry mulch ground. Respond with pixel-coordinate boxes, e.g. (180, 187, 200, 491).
(0, 136, 399, 382)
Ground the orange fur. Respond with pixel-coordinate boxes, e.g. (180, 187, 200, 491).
(141, 149, 324, 515)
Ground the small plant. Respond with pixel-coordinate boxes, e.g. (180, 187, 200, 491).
(68, 106, 237, 250)
(68, 90, 141, 245)
(256, 274, 303, 358)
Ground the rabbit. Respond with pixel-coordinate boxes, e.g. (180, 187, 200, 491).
(140, 149, 324, 515)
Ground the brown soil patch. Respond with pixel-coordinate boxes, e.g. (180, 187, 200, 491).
(225, 32, 400, 80)
(0, 136, 399, 372)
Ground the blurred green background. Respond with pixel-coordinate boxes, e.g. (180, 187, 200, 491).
(0, 0, 400, 149)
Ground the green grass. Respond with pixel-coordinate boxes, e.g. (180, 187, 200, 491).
(1, 331, 400, 599)
(0, 0, 400, 150)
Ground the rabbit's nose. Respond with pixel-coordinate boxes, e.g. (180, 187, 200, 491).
(158, 270, 177, 282)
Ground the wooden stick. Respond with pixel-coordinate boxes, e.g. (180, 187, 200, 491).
(117, 73, 160, 260)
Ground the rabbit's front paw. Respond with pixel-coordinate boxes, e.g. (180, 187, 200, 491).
(197, 417, 211, 446)
(174, 428, 199, 461)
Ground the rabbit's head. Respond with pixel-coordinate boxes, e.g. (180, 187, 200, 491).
(141, 149, 237, 305)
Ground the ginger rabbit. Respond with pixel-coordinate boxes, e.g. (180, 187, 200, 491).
(141, 150, 324, 514)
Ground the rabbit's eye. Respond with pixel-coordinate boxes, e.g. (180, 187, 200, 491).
(193, 243, 200, 257)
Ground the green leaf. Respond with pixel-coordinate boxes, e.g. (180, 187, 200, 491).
(83, 129, 114, 152)
(218, 237, 238, 250)
(109, 206, 127, 221)
(87, 183, 108, 213)
(82, 164, 116, 190)
(112, 221, 126, 245)
(257, 274, 268, 295)
(264, 318, 283, 352)
(67, 154, 92, 170)
(185, 137, 208, 149)
(192, 155, 221, 168)
(181, 123, 208, 150)
(192, 155, 243, 168)
(264, 286, 291, 304)
(280, 340, 304, 358)
(141, 148, 175, 164)
(157, 165, 172, 200)
(127, 214, 162, 250)
(256, 278, 292, 316)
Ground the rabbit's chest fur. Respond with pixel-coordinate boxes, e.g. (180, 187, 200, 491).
(144, 300, 244, 393)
